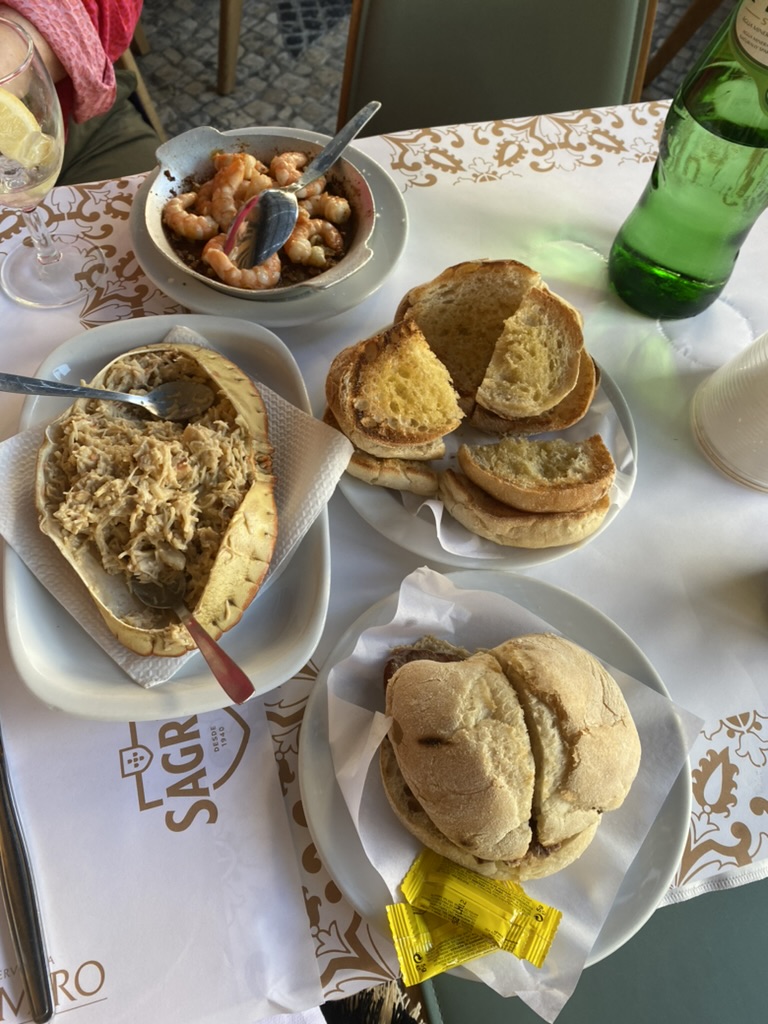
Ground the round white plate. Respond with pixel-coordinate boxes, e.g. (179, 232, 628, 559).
(129, 141, 408, 328)
(339, 369, 638, 570)
(298, 569, 691, 965)
(4, 314, 330, 721)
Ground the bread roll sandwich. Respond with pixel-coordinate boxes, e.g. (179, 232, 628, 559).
(381, 633, 641, 881)
(35, 342, 278, 657)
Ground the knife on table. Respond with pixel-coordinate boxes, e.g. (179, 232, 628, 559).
(0, 723, 54, 1022)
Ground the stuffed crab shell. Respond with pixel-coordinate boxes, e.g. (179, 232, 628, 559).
(35, 342, 278, 657)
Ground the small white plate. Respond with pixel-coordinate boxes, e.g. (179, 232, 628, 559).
(298, 569, 691, 964)
(129, 140, 408, 328)
(339, 368, 637, 569)
(4, 314, 330, 722)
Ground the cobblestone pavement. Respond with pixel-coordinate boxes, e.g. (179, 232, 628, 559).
(134, 0, 733, 141)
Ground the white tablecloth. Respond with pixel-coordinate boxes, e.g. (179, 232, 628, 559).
(0, 100, 766, 1021)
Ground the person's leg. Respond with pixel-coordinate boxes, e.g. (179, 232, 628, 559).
(58, 69, 160, 185)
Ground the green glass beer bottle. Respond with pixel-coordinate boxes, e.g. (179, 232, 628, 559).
(609, 0, 768, 319)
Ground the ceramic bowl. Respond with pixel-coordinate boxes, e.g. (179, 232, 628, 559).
(145, 125, 376, 302)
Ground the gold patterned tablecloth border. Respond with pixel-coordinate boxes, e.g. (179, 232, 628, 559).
(374, 102, 667, 191)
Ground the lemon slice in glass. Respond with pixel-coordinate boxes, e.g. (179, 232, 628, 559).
(0, 86, 54, 168)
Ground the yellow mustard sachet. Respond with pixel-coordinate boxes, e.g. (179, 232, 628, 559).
(386, 902, 499, 986)
(400, 849, 562, 953)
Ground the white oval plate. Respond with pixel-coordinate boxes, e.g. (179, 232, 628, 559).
(4, 314, 330, 722)
(298, 569, 691, 965)
(339, 367, 637, 570)
(130, 137, 408, 327)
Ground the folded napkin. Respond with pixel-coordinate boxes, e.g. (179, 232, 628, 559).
(327, 567, 703, 1023)
(0, 327, 353, 687)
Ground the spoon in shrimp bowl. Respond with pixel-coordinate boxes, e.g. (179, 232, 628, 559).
(223, 100, 381, 270)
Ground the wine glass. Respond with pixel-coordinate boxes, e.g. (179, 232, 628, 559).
(0, 16, 105, 307)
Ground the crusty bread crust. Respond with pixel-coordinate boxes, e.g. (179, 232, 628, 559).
(475, 285, 584, 418)
(384, 651, 536, 862)
(469, 352, 598, 436)
(345, 450, 440, 496)
(438, 469, 610, 548)
(325, 319, 462, 459)
(380, 633, 640, 881)
(457, 434, 615, 513)
(395, 259, 542, 410)
(492, 635, 642, 846)
(36, 343, 277, 657)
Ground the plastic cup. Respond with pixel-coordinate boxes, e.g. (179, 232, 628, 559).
(691, 330, 768, 492)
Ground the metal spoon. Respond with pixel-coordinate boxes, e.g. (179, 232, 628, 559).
(0, 371, 214, 421)
(130, 576, 255, 706)
(223, 99, 381, 270)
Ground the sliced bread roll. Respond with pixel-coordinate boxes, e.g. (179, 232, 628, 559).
(325, 319, 463, 459)
(457, 434, 615, 513)
(383, 650, 536, 864)
(438, 469, 610, 548)
(491, 634, 642, 848)
(470, 352, 598, 435)
(322, 406, 439, 495)
(475, 284, 584, 419)
(345, 449, 440, 496)
(394, 259, 542, 410)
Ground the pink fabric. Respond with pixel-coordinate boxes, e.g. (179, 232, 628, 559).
(4, 0, 143, 123)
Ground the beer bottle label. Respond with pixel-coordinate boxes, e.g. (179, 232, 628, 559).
(734, 0, 768, 69)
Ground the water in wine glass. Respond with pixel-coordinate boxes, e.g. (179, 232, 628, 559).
(0, 17, 105, 307)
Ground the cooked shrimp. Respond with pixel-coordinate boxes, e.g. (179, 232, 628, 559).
(194, 179, 215, 217)
(202, 234, 282, 290)
(235, 171, 275, 203)
(283, 210, 344, 267)
(163, 192, 219, 241)
(270, 151, 308, 186)
(210, 152, 248, 229)
(299, 191, 351, 224)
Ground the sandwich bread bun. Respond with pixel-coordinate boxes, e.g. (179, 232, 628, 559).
(381, 633, 641, 881)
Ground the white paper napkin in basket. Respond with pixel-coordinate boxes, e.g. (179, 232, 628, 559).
(0, 328, 353, 687)
(327, 567, 703, 1023)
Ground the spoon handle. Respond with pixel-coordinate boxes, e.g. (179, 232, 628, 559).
(296, 100, 381, 187)
(178, 609, 255, 705)
(0, 371, 144, 409)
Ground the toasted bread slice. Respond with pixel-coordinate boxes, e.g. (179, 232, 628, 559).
(470, 352, 598, 435)
(325, 320, 463, 459)
(394, 259, 542, 410)
(457, 434, 615, 513)
(475, 285, 584, 419)
(438, 469, 610, 548)
(345, 449, 440, 496)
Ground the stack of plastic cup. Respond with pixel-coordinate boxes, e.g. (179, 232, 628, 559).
(691, 330, 768, 492)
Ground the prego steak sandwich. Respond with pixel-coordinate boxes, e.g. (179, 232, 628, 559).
(381, 633, 641, 880)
